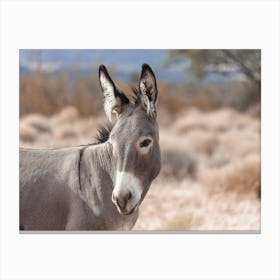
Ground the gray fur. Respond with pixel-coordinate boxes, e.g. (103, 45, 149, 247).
(20, 64, 161, 231)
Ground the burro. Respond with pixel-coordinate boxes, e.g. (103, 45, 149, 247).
(20, 64, 161, 231)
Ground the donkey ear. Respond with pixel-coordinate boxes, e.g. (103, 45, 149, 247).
(139, 64, 158, 117)
(99, 65, 129, 122)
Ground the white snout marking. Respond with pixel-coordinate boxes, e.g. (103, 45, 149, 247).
(113, 171, 142, 212)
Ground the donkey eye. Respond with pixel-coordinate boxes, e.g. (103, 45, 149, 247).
(140, 139, 152, 148)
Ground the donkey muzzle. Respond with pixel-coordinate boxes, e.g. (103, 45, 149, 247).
(112, 171, 143, 215)
(112, 190, 140, 215)
(112, 190, 131, 210)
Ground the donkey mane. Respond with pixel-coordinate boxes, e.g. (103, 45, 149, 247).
(94, 123, 113, 144)
(131, 87, 141, 103)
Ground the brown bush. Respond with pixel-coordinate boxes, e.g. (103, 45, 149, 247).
(20, 114, 51, 133)
(174, 108, 238, 134)
(200, 154, 260, 197)
(217, 129, 260, 159)
(247, 103, 261, 119)
(20, 72, 102, 117)
(160, 149, 197, 180)
(207, 147, 231, 168)
(52, 106, 79, 125)
(20, 69, 260, 121)
(173, 110, 208, 133)
(54, 124, 78, 139)
(19, 123, 39, 142)
(185, 130, 219, 156)
(187, 85, 224, 111)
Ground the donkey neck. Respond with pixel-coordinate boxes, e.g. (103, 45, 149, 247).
(78, 142, 138, 230)
(81, 141, 115, 188)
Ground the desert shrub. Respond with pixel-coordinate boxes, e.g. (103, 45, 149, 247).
(20, 72, 101, 117)
(231, 112, 259, 131)
(206, 108, 239, 132)
(52, 106, 79, 125)
(187, 85, 224, 111)
(159, 83, 189, 115)
(174, 108, 239, 134)
(207, 146, 231, 168)
(20, 114, 51, 133)
(185, 130, 219, 156)
(20, 67, 261, 120)
(54, 124, 78, 139)
(161, 149, 197, 180)
(200, 154, 260, 197)
(173, 110, 208, 133)
(19, 123, 39, 142)
(247, 103, 261, 119)
(217, 129, 260, 159)
(20, 72, 68, 116)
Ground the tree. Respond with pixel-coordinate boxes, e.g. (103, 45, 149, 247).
(168, 50, 261, 91)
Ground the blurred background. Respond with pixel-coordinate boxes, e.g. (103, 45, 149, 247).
(19, 49, 261, 230)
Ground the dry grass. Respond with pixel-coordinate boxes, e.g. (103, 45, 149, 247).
(19, 106, 261, 230)
(173, 108, 259, 136)
(185, 130, 219, 156)
(173, 108, 238, 134)
(21, 114, 52, 133)
(159, 213, 193, 230)
(51, 106, 79, 125)
(217, 129, 260, 159)
(54, 124, 78, 139)
(20, 73, 102, 116)
(199, 154, 260, 197)
(19, 122, 39, 142)
(161, 149, 197, 180)
(247, 103, 261, 118)
(20, 71, 260, 118)
(134, 178, 260, 230)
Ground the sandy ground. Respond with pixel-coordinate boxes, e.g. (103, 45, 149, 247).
(134, 179, 260, 230)
(20, 106, 261, 231)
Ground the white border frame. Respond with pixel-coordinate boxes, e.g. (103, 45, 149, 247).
(1, 1, 279, 279)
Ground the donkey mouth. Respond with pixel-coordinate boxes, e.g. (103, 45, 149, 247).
(123, 207, 137, 215)
(116, 204, 139, 216)
(112, 192, 140, 215)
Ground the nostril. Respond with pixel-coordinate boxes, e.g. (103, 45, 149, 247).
(113, 191, 132, 210)
(127, 191, 132, 201)
(116, 197, 125, 209)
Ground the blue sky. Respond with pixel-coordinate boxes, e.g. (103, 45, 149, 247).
(19, 49, 190, 82)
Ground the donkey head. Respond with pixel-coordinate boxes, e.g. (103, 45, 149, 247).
(99, 64, 161, 215)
